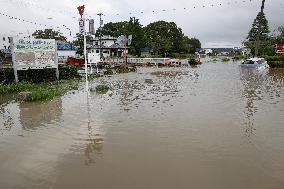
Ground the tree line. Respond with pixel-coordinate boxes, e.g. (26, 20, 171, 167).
(97, 17, 201, 57)
(32, 18, 201, 57)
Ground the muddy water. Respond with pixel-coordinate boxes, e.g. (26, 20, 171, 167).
(1, 61, 284, 189)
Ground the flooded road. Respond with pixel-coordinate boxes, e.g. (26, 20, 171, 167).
(1, 61, 284, 189)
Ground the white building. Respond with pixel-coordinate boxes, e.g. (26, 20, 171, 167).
(88, 35, 129, 59)
(0, 35, 11, 50)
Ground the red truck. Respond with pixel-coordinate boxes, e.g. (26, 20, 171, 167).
(67, 57, 85, 65)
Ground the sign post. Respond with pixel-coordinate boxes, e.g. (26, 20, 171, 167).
(77, 5, 88, 92)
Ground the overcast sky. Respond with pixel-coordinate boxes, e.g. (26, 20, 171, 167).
(0, 0, 283, 47)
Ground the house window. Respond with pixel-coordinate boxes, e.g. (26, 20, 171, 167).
(96, 50, 99, 53)
(3, 37, 5, 41)
(4, 46, 6, 49)
(95, 42, 98, 45)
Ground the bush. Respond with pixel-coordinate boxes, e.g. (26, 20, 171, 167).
(233, 55, 245, 60)
(116, 65, 137, 73)
(0, 64, 80, 84)
(221, 57, 230, 62)
(0, 80, 79, 101)
(58, 64, 80, 80)
(189, 58, 197, 65)
(268, 61, 284, 68)
(171, 53, 195, 59)
(95, 85, 110, 94)
(104, 69, 114, 75)
(0, 68, 14, 84)
(264, 55, 284, 61)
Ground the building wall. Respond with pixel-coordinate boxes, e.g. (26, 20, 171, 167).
(93, 39, 116, 47)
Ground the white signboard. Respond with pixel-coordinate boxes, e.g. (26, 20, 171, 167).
(12, 38, 58, 70)
(79, 18, 85, 34)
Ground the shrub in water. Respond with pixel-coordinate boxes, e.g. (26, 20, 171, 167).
(95, 85, 110, 94)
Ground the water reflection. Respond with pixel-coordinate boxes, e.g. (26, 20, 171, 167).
(240, 67, 284, 142)
(111, 69, 191, 111)
(20, 99, 62, 130)
(84, 95, 104, 166)
(0, 103, 14, 134)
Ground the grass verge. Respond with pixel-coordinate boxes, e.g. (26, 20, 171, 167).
(0, 80, 79, 102)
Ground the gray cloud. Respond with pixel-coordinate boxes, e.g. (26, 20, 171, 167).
(0, 0, 283, 47)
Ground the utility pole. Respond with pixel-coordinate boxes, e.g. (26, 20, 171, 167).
(255, 0, 266, 57)
(97, 13, 103, 61)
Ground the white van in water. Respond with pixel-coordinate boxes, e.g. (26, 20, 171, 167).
(240, 57, 269, 70)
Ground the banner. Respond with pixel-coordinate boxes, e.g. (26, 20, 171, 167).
(12, 38, 58, 70)
(276, 44, 284, 53)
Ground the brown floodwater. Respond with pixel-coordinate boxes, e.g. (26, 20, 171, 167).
(1, 61, 284, 189)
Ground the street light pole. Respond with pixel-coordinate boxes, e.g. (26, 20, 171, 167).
(97, 13, 103, 61)
(255, 0, 266, 57)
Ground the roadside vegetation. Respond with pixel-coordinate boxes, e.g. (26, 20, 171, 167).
(95, 85, 111, 94)
(221, 57, 230, 62)
(0, 65, 80, 102)
(264, 55, 284, 68)
(0, 80, 79, 102)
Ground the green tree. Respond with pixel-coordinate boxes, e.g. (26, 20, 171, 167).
(247, 12, 269, 41)
(72, 33, 93, 55)
(97, 21, 129, 37)
(245, 10, 270, 56)
(179, 36, 192, 54)
(275, 26, 284, 43)
(144, 21, 184, 56)
(97, 17, 145, 56)
(32, 29, 67, 41)
(188, 38, 201, 53)
(127, 17, 146, 56)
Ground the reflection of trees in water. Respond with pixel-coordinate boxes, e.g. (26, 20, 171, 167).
(19, 98, 62, 130)
(240, 68, 264, 141)
(240, 68, 284, 142)
(0, 104, 13, 134)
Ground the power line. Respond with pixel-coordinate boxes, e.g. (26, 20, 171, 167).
(0, 11, 72, 36)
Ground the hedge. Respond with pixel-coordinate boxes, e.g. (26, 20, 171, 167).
(0, 64, 80, 84)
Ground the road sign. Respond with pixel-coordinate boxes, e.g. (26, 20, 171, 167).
(79, 18, 85, 34)
(276, 44, 284, 53)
